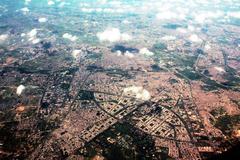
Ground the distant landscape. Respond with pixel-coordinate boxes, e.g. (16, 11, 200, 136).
(0, 0, 240, 159)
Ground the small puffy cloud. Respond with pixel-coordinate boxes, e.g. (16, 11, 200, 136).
(125, 51, 135, 58)
(194, 11, 224, 24)
(72, 49, 82, 59)
(25, 0, 31, 5)
(26, 29, 41, 44)
(48, 1, 55, 6)
(16, 85, 25, 96)
(189, 34, 202, 43)
(204, 43, 211, 51)
(116, 50, 122, 56)
(161, 35, 176, 41)
(122, 20, 131, 24)
(98, 0, 108, 4)
(176, 28, 187, 33)
(227, 12, 240, 18)
(62, 33, 78, 42)
(32, 38, 40, 44)
(157, 11, 177, 20)
(195, 14, 207, 24)
(27, 28, 37, 37)
(0, 34, 9, 42)
(124, 86, 151, 101)
(38, 17, 48, 23)
(97, 28, 132, 43)
(156, 11, 185, 20)
(114, 50, 135, 58)
(58, 2, 66, 8)
(139, 48, 154, 56)
(187, 25, 195, 32)
(121, 33, 132, 41)
(21, 33, 26, 37)
(81, 8, 94, 13)
(20, 7, 30, 13)
(115, 47, 153, 58)
(95, 8, 103, 12)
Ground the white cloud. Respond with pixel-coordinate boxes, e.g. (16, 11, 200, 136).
(97, 28, 131, 43)
(227, 11, 240, 18)
(204, 43, 211, 51)
(20, 7, 30, 12)
(26, 29, 41, 44)
(95, 8, 103, 12)
(58, 2, 66, 8)
(62, 33, 78, 42)
(25, 0, 31, 5)
(156, 11, 176, 20)
(98, 0, 108, 4)
(116, 50, 122, 56)
(0, 34, 9, 42)
(161, 35, 176, 41)
(27, 28, 37, 37)
(38, 17, 48, 23)
(176, 28, 187, 33)
(125, 51, 135, 58)
(122, 20, 131, 24)
(48, 1, 55, 6)
(21, 33, 26, 37)
(16, 85, 25, 96)
(124, 86, 151, 101)
(72, 49, 82, 59)
(187, 25, 195, 32)
(81, 8, 94, 13)
(194, 11, 224, 24)
(121, 33, 132, 41)
(189, 34, 202, 43)
(195, 14, 206, 24)
(156, 11, 185, 20)
(139, 48, 154, 56)
(32, 38, 40, 44)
